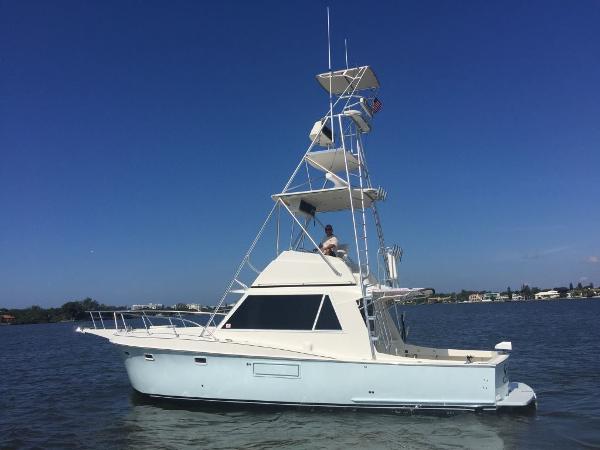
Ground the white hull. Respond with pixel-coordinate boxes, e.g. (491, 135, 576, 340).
(120, 345, 534, 410)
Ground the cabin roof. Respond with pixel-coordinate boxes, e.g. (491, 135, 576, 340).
(252, 250, 357, 287)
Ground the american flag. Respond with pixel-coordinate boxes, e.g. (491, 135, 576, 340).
(372, 97, 383, 114)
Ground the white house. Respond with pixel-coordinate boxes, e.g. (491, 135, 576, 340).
(534, 290, 560, 300)
(131, 303, 164, 310)
(186, 303, 202, 310)
(482, 292, 500, 302)
(468, 293, 483, 302)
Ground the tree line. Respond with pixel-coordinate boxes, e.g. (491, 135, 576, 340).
(1, 298, 126, 325)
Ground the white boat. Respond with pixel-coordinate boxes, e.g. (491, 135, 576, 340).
(78, 64, 536, 411)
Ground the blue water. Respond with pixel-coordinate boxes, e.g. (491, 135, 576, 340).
(1, 300, 600, 449)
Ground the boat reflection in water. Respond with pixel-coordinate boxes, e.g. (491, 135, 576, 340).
(123, 390, 515, 449)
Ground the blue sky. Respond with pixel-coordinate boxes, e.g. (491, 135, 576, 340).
(1, 1, 599, 308)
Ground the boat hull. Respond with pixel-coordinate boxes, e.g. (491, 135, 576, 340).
(119, 345, 534, 411)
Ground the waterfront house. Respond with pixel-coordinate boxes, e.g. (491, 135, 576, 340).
(534, 290, 560, 300)
(482, 292, 500, 302)
(185, 303, 202, 310)
(131, 303, 164, 310)
(0, 314, 16, 325)
(468, 293, 483, 302)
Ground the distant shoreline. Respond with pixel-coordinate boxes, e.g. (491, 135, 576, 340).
(2, 296, 599, 326)
(463, 296, 597, 302)
(403, 296, 600, 306)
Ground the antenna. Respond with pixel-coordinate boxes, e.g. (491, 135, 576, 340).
(344, 38, 349, 69)
(327, 6, 334, 144)
(327, 7, 332, 72)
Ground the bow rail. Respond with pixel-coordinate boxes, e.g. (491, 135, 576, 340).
(84, 310, 227, 337)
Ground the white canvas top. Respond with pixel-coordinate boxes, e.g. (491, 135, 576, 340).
(316, 66, 380, 94)
(273, 187, 379, 213)
(305, 148, 360, 174)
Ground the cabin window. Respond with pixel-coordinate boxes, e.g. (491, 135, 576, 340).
(224, 294, 323, 330)
(314, 296, 342, 330)
(224, 294, 343, 331)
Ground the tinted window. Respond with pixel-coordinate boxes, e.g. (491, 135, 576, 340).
(315, 296, 342, 330)
(225, 295, 322, 330)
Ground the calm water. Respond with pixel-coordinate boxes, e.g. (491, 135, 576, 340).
(1, 300, 600, 449)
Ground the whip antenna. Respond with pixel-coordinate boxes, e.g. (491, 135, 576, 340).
(345, 38, 349, 69)
(327, 6, 334, 143)
(327, 7, 332, 72)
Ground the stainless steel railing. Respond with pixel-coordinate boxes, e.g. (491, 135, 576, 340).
(86, 310, 227, 337)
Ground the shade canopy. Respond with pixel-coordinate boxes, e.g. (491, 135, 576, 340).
(273, 187, 379, 213)
(316, 66, 380, 95)
(305, 148, 360, 174)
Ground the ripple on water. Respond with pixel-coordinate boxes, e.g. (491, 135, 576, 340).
(2, 301, 600, 449)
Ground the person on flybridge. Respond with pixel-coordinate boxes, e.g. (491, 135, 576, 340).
(318, 224, 338, 256)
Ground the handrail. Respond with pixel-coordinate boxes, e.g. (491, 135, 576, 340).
(85, 309, 227, 315)
(84, 309, 225, 337)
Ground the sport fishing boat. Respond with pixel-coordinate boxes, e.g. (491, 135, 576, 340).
(78, 64, 536, 411)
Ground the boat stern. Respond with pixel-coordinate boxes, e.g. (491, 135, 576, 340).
(493, 347, 536, 410)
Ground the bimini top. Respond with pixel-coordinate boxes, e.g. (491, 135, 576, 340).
(305, 148, 360, 174)
(316, 66, 380, 95)
(273, 187, 380, 213)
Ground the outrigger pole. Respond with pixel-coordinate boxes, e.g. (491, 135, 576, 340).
(327, 7, 334, 144)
